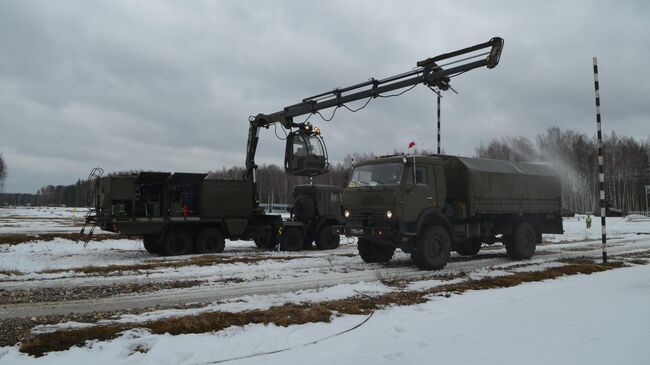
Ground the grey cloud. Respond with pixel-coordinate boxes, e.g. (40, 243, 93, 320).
(1, 0, 649, 192)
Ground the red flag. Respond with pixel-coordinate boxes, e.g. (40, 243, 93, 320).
(408, 141, 416, 148)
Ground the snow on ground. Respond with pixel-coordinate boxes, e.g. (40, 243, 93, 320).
(24, 280, 393, 335)
(545, 214, 650, 243)
(2, 212, 648, 278)
(2, 259, 648, 364)
(1, 207, 649, 363)
(100, 281, 393, 326)
(0, 238, 146, 274)
(0, 236, 363, 286)
(0, 206, 88, 234)
(0, 207, 88, 219)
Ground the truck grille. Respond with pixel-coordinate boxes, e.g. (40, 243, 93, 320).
(356, 210, 388, 226)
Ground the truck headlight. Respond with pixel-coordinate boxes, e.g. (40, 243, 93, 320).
(386, 210, 393, 219)
(344, 210, 350, 218)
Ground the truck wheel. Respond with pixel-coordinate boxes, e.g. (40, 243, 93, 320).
(456, 239, 481, 256)
(315, 225, 340, 250)
(506, 222, 536, 260)
(195, 228, 225, 254)
(411, 226, 451, 270)
(143, 234, 160, 254)
(280, 227, 304, 251)
(254, 237, 277, 250)
(160, 229, 193, 256)
(358, 238, 395, 263)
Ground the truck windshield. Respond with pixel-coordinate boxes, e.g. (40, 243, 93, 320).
(348, 163, 403, 187)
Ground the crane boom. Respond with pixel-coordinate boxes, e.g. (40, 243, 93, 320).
(244, 37, 504, 202)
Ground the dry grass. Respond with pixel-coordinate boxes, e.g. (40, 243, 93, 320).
(562, 246, 599, 252)
(618, 249, 650, 259)
(42, 254, 310, 276)
(19, 258, 630, 357)
(333, 253, 358, 257)
(21, 325, 127, 357)
(629, 258, 649, 265)
(376, 270, 467, 288)
(450, 253, 505, 262)
(20, 304, 332, 357)
(0, 269, 20, 276)
(129, 343, 150, 354)
(0, 280, 208, 305)
(375, 270, 408, 287)
(150, 304, 332, 335)
(0, 233, 128, 245)
(435, 261, 624, 294)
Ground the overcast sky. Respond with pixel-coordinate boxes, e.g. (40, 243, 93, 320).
(1, 0, 649, 193)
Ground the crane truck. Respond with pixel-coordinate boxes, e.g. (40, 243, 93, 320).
(84, 37, 506, 256)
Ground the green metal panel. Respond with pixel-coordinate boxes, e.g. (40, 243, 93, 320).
(200, 179, 253, 218)
(317, 185, 343, 218)
(168, 173, 207, 183)
(136, 172, 171, 183)
(223, 218, 249, 236)
(113, 222, 166, 235)
(101, 176, 136, 200)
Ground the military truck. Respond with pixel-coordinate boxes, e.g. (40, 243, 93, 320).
(83, 38, 504, 255)
(333, 155, 564, 270)
(89, 172, 343, 255)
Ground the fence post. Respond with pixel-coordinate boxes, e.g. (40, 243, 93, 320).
(593, 57, 607, 263)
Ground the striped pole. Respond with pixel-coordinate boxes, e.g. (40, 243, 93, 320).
(593, 57, 607, 263)
(437, 95, 441, 154)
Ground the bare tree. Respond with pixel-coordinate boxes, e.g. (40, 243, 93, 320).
(12, 131, 648, 210)
(0, 154, 6, 192)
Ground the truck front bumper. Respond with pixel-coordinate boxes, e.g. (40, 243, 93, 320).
(332, 224, 395, 239)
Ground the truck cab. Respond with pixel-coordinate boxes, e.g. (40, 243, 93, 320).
(288, 184, 343, 250)
(335, 155, 446, 263)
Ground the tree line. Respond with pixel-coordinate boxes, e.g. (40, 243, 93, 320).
(0, 153, 6, 192)
(2, 127, 649, 213)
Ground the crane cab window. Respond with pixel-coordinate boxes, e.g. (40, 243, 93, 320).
(308, 136, 325, 157)
(285, 132, 328, 176)
(292, 135, 325, 158)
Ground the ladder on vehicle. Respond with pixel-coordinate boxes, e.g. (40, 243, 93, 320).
(77, 167, 104, 246)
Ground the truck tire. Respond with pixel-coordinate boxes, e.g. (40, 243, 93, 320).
(143, 234, 160, 254)
(280, 227, 304, 251)
(254, 237, 278, 250)
(358, 238, 395, 263)
(160, 229, 193, 256)
(456, 239, 481, 256)
(411, 226, 451, 270)
(506, 221, 536, 260)
(195, 228, 225, 254)
(315, 224, 340, 250)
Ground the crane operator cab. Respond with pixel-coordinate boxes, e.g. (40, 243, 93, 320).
(284, 122, 329, 176)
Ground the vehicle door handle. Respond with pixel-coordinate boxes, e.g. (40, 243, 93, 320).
(426, 196, 433, 200)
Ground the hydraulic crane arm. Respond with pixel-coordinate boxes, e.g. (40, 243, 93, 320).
(244, 36, 504, 190)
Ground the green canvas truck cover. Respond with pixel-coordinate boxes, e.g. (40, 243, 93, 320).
(443, 156, 561, 216)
